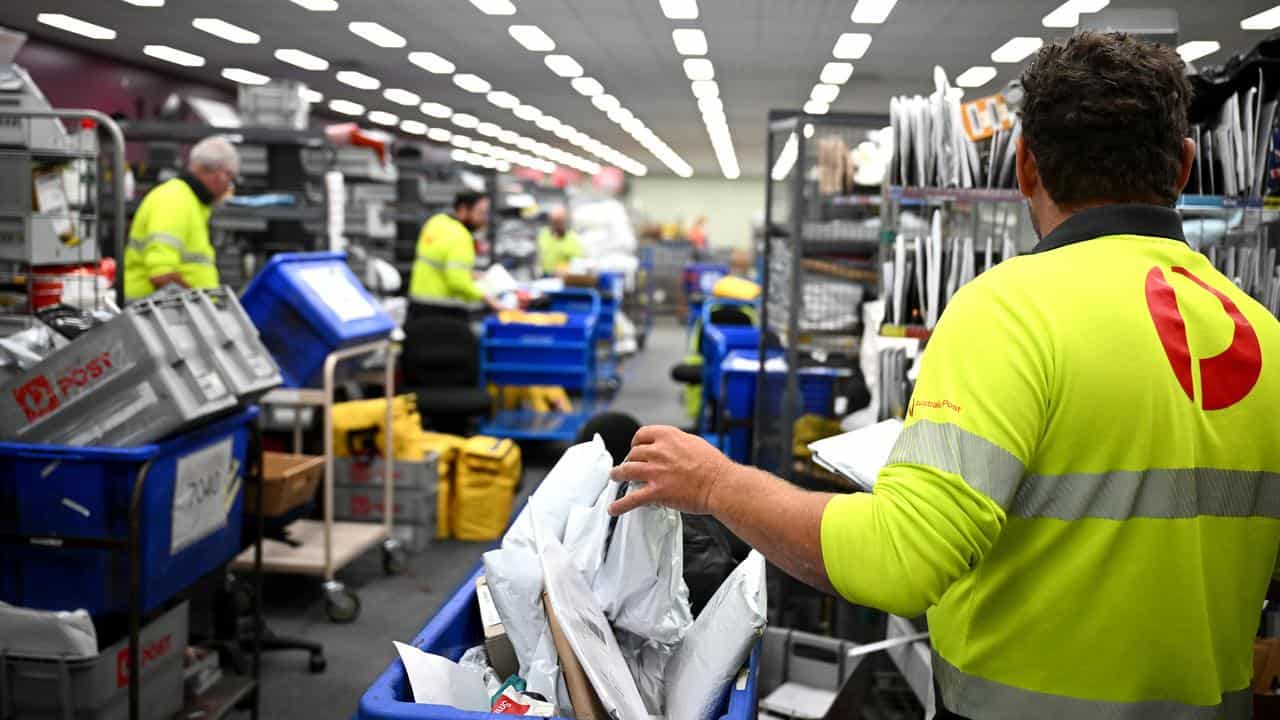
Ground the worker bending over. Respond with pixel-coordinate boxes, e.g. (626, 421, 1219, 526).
(124, 136, 237, 300)
(410, 191, 499, 310)
(537, 205, 582, 277)
(612, 32, 1280, 720)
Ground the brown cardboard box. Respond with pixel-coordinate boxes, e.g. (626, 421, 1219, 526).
(543, 592, 606, 720)
(476, 575, 519, 679)
(1256, 638, 1280, 693)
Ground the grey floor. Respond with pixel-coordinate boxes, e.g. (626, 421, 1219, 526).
(256, 319, 688, 719)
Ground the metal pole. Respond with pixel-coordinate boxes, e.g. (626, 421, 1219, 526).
(382, 342, 395, 540)
(127, 461, 154, 720)
(753, 126, 777, 468)
(252, 426, 264, 720)
(780, 121, 808, 477)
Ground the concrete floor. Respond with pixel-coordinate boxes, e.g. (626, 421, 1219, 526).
(255, 319, 689, 719)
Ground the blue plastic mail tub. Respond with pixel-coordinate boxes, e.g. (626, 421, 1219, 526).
(240, 252, 395, 387)
(357, 566, 760, 719)
(718, 351, 846, 464)
(0, 407, 258, 615)
(481, 312, 597, 393)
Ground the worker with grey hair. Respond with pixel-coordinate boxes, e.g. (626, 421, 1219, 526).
(124, 135, 239, 299)
(537, 204, 583, 277)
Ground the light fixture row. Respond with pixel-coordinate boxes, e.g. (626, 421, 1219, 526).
(657, 1, 736, 178)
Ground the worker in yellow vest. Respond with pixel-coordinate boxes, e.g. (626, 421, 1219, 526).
(410, 191, 499, 310)
(537, 205, 582, 277)
(609, 33, 1280, 719)
(124, 136, 237, 300)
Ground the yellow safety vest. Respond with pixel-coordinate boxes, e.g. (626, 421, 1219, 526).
(537, 227, 583, 276)
(123, 176, 217, 300)
(821, 205, 1280, 719)
(409, 213, 484, 304)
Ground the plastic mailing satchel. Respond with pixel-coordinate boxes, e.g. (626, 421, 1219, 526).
(452, 437, 522, 541)
(330, 394, 421, 458)
(665, 550, 768, 720)
(424, 432, 467, 539)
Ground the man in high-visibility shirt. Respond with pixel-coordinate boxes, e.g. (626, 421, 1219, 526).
(410, 191, 499, 309)
(537, 205, 582, 277)
(124, 136, 237, 300)
(611, 32, 1280, 719)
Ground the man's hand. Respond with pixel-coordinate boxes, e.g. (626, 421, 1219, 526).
(485, 295, 504, 312)
(609, 426, 735, 515)
(150, 272, 190, 290)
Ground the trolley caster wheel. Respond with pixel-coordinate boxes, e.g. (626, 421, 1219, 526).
(323, 581, 361, 623)
(382, 539, 407, 575)
(228, 578, 254, 616)
(308, 652, 328, 674)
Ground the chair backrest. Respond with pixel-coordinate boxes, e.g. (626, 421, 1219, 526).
(401, 310, 479, 388)
(575, 411, 642, 466)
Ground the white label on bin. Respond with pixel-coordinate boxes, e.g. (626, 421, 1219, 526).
(171, 437, 234, 555)
(296, 265, 377, 323)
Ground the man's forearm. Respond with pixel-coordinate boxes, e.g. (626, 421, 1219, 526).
(707, 463, 837, 594)
(150, 272, 189, 289)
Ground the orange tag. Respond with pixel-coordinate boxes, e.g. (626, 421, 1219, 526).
(961, 94, 1014, 142)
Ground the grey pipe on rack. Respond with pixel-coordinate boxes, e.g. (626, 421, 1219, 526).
(0, 108, 128, 308)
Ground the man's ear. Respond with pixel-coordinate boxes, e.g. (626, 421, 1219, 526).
(1015, 136, 1038, 199)
(1177, 137, 1196, 193)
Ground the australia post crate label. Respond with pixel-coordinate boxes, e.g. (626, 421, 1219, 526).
(11, 348, 116, 425)
(171, 438, 234, 554)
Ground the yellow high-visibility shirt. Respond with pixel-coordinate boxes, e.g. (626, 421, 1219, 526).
(821, 204, 1280, 719)
(123, 176, 217, 300)
(410, 213, 484, 303)
(537, 227, 583, 276)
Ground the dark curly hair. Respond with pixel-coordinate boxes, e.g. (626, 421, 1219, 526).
(1019, 31, 1191, 207)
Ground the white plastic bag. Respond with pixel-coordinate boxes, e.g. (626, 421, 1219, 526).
(616, 629, 675, 715)
(481, 436, 615, 707)
(664, 550, 768, 720)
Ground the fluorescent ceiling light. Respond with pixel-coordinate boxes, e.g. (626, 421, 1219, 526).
(660, 0, 698, 20)
(400, 119, 427, 135)
(487, 91, 520, 108)
(451, 135, 473, 148)
(420, 102, 452, 118)
(472, 140, 493, 154)
(571, 77, 604, 96)
(453, 73, 492, 93)
(349, 22, 405, 48)
(621, 117, 646, 134)
(803, 100, 830, 114)
(221, 67, 270, 85)
(514, 104, 542, 121)
(607, 107, 633, 124)
(956, 65, 997, 88)
(477, 122, 501, 137)
(772, 134, 798, 181)
(408, 51, 455, 74)
(671, 28, 708, 56)
(516, 137, 538, 150)
(301, 88, 323, 103)
(592, 94, 621, 112)
(1242, 6, 1280, 30)
(499, 129, 520, 143)
(697, 97, 722, 115)
(991, 36, 1044, 63)
(509, 25, 556, 52)
(336, 70, 380, 90)
(427, 128, 452, 142)
(832, 32, 872, 60)
(290, 0, 338, 10)
(452, 113, 479, 128)
(820, 62, 854, 85)
(544, 54, 584, 77)
(193, 18, 259, 44)
(328, 99, 365, 115)
(702, 107, 726, 124)
(469, 0, 516, 15)
(536, 115, 562, 131)
(683, 58, 715, 81)
(122, 0, 164, 5)
(275, 48, 328, 71)
(554, 125, 576, 140)
(850, 0, 898, 23)
(1042, 0, 1109, 28)
(691, 80, 719, 99)
(810, 83, 840, 103)
(1177, 40, 1221, 62)
(383, 88, 421, 106)
(451, 149, 469, 162)
(144, 45, 204, 67)
(37, 14, 116, 40)
(368, 110, 399, 126)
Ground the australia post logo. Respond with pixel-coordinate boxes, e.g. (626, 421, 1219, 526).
(1145, 266, 1262, 410)
(116, 633, 173, 688)
(12, 351, 114, 423)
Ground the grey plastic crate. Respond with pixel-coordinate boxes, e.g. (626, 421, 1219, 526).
(0, 601, 187, 720)
(333, 454, 438, 491)
(0, 297, 239, 446)
(164, 288, 282, 403)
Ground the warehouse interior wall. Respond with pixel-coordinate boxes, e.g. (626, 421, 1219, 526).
(629, 176, 763, 250)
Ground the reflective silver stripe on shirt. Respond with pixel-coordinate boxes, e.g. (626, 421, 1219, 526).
(934, 651, 1250, 720)
(1010, 468, 1280, 520)
(415, 256, 474, 271)
(127, 232, 185, 255)
(886, 420, 1025, 507)
(180, 252, 215, 266)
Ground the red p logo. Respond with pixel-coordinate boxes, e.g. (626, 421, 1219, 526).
(1145, 266, 1262, 410)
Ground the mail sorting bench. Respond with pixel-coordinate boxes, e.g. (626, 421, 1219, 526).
(355, 565, 762, 720)
(479, 295, 602, 442)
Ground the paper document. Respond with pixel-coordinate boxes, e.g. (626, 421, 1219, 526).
(393, 641, 491, 711)
(808, 419, 903, 490)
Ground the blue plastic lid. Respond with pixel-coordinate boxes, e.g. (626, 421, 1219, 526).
(242, 252, 395, 347)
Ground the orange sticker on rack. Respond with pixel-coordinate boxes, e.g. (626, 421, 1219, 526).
(961, 93, 1014, 142)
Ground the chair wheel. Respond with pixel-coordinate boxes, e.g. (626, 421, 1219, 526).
(309, 652, 328, 674)
(324, 582, 360, 623)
